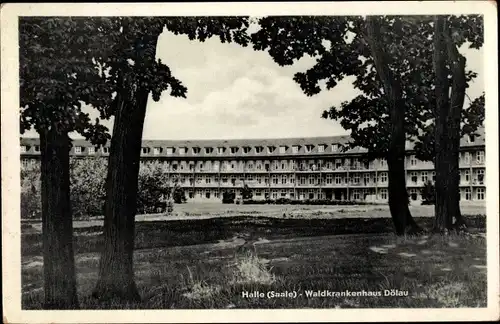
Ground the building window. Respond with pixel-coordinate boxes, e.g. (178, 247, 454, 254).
(179, 147, 186, 155)
(255, 146, 263, 153)
(332, 144, 338, 152)
(464, 169, 470, 183)
(74, 146, 82, 154)
(205, 147, 214, 154)
(421, 171, 428, 183)
(305, 145, 314, 153)
(379, 159, 386, 168)
(318, 145, 325, 153)
(326, 174, 333, 185)
(88, 147, 95, 155)
(268, 146, 276, 154)
(256, 190, 262, 197)
(272, 174, 278, 185)
(21, 160, 29, 168)
(476, 151, 485, 164)
(217, 147, 225, 154)
(380, 189, 388, 200)
(292, 146, 299, 153)
(192, 147, 201, 154)
(308, 175, 315, 185)
(279, 146, 286, 154)
(166, 147, 174, 155)
(409, 155, 418, 166)
(363, 173, 370, 185)
(465, 188, 471, 200)
(102, 147, 109, 154)
(246, 174, 253, 181)
(272, 190, 278, 199)
(281, 174, 287, 184)
(476, 169, 484, 184)
(21, 145, 27, 153)
(410, 172, 418, 184)
(335, 174, 342, 184)
(477, 188, 485, 200)
(206, 177, 211, 184)
(380, 172, 388, 183)
(230, 147, 239, 154)
(464, 152, 471, 164)
(352, 190, 361, 200)
(141, 147, 149, 155)
(353, 173, 360, 184)
(409, 189, 418, 201)
(243, 147, 251, 154)
(34, 145, 40, 152)
(432, 171, 436, 182)
(281, 190, 287, 197)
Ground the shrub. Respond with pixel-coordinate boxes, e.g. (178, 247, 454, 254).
(421, 180, 436, 205)
(172, 184, 187, 204)
(222, 191, 236, 204)
(20, 163, 41, 219)
(241, 184, 253, 200)
(20, 158, 175, 219)
(69, 157, 107, 217)
(137, 162, 173, 214)
(242, 199, 379, 206)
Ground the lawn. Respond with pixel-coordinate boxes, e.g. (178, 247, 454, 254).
(21, 203, 487, 309)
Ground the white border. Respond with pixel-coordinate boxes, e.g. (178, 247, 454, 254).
(1, 2, 498, 323)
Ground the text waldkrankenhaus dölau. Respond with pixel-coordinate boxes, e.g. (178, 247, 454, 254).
(241, 290, 409, 298)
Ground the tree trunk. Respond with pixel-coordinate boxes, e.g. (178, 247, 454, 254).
(432, 16, 467, 232)
(40, 128, 79, 309)
(92, 88, 150, 302)
(365, 17, 421, 235)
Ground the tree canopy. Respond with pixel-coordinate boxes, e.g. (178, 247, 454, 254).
(251, 15, 484, 161)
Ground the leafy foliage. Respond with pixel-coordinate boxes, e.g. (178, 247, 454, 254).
(137, 162, 173, 215)
(19, 17, 113, 145)
(222, 191, 236, 204)
(20, 163, 42, 218)
(421, 180, 436, 205)
(252, 15, 484, 161)
(241, 184, 253, 200)
(69, 157, 107, 217)
(171, 176, 187, 204)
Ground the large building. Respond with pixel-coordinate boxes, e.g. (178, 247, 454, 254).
(20, 130, 486, 203)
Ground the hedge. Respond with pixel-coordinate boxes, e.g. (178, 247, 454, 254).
(241, 198, 380, 205)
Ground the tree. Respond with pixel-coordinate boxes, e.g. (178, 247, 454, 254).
(251, 15, 483, 235)
(92, 17, 251, 302)
(241, 184, 253, 200)
(411, 16, 483, 230)
(252, 16, 425, 235)
(20, 17, 112, 309)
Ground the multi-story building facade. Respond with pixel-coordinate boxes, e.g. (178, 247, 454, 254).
(20, 129, 486, 203)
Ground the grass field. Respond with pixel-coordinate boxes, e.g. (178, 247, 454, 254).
(21, 202, 487, 309)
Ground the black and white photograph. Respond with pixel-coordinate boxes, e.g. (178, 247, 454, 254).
(1, 2, 499, 323)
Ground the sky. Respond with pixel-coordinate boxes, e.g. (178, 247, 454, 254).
(22, 23, 485, 141)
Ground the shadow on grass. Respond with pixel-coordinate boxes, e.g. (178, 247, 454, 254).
(21, 214, 486, 257)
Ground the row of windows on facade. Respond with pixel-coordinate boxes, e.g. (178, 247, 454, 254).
(171, 173, 391, 185)
(179, 187, 485, 201)
(166, 169, 484, 186)
(20, 143, 343, 155)
(135, 152, 484, 171)
(18, 144, 487, 164)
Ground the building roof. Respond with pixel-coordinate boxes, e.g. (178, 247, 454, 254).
(20, 127, 485, 159)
